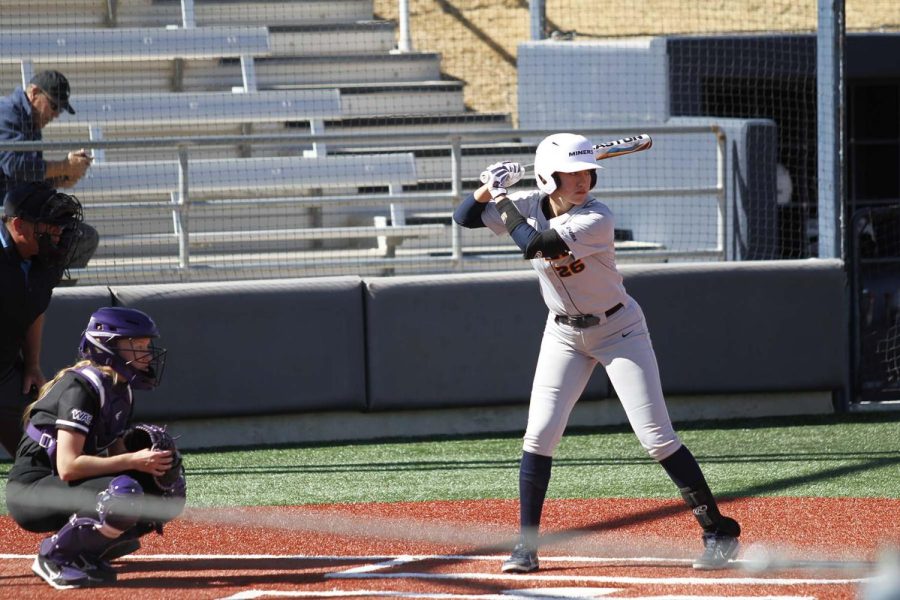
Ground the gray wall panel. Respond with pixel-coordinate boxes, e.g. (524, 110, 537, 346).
(36, 261, 845, 424)
(365, 271, 612, 411)
(367, 260, 847, 410)
(41, 286, 115, 376)
(621, 259, 848, 393)
(111, 277, 366, 419)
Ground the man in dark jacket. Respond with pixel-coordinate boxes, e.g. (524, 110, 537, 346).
(0, 70, 97, 273)
(0, 181, 83, 456)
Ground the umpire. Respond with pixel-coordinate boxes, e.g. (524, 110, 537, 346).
(0, 70, 98, 273)
(0, 181, 83, 456)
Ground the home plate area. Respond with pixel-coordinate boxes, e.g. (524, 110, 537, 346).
(2, 497, 896, 599)
(0, 550, 873, 599)
(150, 551, 877, 599)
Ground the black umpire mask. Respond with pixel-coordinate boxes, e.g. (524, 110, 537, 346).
(33, 192, 84, 268)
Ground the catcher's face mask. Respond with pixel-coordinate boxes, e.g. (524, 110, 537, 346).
(111, 337, 166, 389)
(112, 337, 168, 389)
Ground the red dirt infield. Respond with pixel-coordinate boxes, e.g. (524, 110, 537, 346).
(2, 497, 898, 599)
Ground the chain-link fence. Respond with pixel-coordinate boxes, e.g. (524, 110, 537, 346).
(1, 1, 897, 285)
(852, 205, 900, 403)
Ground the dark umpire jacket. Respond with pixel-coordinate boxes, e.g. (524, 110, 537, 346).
(0, 222, 60, 384)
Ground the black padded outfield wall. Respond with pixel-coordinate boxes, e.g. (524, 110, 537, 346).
(38, 261, 847, 421)
(621, 260, 848, 394)
(364, 259, 848, 410)
(363, 271, 611, 411)
(112, 278, 366, 420)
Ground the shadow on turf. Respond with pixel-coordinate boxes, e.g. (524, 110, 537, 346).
(539, 452, 900, 550)
(121, 557, 364, 573)
(109, 557, 516, 594)
(178, 411, 900, 456)
(1, 412, 898, 468)
(107, 557, 360, 590)
(184, 449, 900, 477)
(73, 452, 900, 594)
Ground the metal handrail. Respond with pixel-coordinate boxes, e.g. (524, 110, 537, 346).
(1, 126, 725, 282)
(0, 125, 723, 152)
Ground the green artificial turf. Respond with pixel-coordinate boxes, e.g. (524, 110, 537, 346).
(2, 413, 899, 512)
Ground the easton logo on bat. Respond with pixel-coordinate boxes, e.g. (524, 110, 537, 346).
(592, 134, 653, 159)
(594, 136, 646, 148)
(504, 134, 653, 172)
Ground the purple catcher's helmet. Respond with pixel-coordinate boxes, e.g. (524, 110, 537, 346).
(78, 307, 167, 390)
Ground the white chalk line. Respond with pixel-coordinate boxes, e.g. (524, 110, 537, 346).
(0, 550, 871, 600)
(1, 551, 872, 583)
(325, 569, 870, 586)
(0, 553, 688, 563)
(218, 589, 818, 600)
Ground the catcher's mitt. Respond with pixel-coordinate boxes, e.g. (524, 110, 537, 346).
(123, 423, 186, 496)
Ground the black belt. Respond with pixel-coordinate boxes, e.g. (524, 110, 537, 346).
(554, 303, 624, 328)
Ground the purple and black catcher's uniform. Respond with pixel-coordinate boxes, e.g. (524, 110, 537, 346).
(4, 306, 183, 589)
(7, 364, 135, 531)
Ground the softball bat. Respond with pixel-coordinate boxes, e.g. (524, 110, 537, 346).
(501, 134, 654, 174)
(592, 134, 653, 160)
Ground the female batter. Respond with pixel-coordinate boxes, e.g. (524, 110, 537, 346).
(5, 306, 185, 589)
(453, 133, 741, 573)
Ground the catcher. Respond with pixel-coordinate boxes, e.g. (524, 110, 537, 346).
(4, 306, 186, 589)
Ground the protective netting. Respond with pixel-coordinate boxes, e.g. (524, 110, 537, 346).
(852, 205, 900, 402)
(0, 1, 896, 284)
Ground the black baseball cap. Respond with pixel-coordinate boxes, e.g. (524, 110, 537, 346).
(3, 182, 73, 224)
(29, 70, 75, 114)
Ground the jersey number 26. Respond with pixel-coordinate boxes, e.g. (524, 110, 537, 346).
(554, 259, 585, 277)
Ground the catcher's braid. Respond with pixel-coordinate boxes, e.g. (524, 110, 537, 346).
(123, 423, 186, 497)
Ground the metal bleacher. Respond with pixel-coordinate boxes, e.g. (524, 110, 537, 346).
(52, 89, 342, 163)
(0, 0, 527, 283)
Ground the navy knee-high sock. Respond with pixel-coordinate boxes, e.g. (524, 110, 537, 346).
(659, 444, 706, 490)
(659, 445, 739, 536)
(519, 451, 552, 546)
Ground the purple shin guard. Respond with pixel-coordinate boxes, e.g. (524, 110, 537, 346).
(39, 515, 121, 563)
(41, 475, 144, 565)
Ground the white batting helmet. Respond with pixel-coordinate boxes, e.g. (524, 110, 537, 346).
(533, 133, 601, 195)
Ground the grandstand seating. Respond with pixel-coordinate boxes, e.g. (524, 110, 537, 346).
(0, 26, 270, 62)
(0, 26, 270, 95)
(70, 152, 442, 280)
(0, 2, 512, 148)
(67, 90, 342, 130)
(77, 153, 418, 198)
(117, 0, 378, 28)
(0, 0, 524, 282)
(2, 0, 377, 29)
(56, 89, 341, 161)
